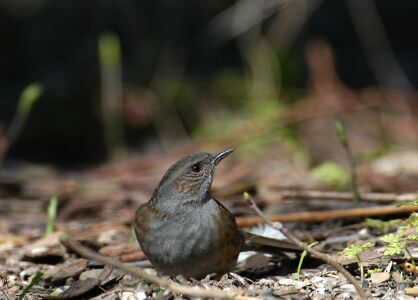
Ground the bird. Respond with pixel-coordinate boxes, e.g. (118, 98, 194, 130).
(134, 149, 299, 278)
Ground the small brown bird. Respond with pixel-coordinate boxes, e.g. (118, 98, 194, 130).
(134, 149, 298, 278)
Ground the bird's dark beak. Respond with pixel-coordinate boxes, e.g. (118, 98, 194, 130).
(212, 149, 234, 166)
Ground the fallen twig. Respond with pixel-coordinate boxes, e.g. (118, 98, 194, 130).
(59, 235, 258, 300)
(278, 190, 418, 203)
(237, 204, 418, 227)
(243, 192, 368, 300)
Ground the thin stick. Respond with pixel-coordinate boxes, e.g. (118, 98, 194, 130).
(59, 235, 257, 300)
(236, 205, 418, 227)
(278, 190, 418, 203)
(243, 192, 368, 299)
(1, 290, 10, 300)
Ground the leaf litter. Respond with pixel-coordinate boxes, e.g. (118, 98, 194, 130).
(1, 90, 418, 298)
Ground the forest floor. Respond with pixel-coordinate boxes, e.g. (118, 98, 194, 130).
(1, 135, 418, 299)
(2, 64, 418, 298)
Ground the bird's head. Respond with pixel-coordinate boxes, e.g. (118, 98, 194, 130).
(153, 149, 233, 205)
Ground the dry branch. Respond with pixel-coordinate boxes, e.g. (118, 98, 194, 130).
(243, 193, 368, 300)
(237, 205, 418, 227)
(279, 190, 418, 203)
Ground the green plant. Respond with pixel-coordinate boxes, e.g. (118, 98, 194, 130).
(338, 242, 375, 282)
(10, 83, 43, 140)
(398, 213, 418, 234)
(98, 32, 121, 68)
(296, 241, 319, 281)
(381, 234, 418, 268)
(335, 120, 361, 204)
(0, 83, 43, 168)
(355, 144, 391, 162)
(18, 271, 43, 300)
(397, 200, 418, 207)
(98, 32, 125, 160)
(46, 196, 58, 235)
(380, 213, 418, 269)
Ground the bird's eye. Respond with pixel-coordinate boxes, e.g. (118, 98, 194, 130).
(191, 163, 201, 172)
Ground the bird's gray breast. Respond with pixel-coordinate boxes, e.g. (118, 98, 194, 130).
(142, 199, 221, 270)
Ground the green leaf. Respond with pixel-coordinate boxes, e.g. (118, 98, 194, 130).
(381, 234, 405, 256)
(406, 235, 418, 241)
(18, 83, 43, 117)
(296, 241, 318, 281)
(335, 121, 348, 147)
(18, 271, 43, 300)
(46, 196, 58, 235)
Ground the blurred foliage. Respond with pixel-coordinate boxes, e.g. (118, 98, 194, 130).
(18, 83, 43, 118)
(192, 40, 308, 161)
(98, 33, 121, 68)
(366, 218, 401, 233)
(193, 93, 308, 163)
(311, 161, 350, 190)
(355, 144, 392, 162)
(165, 79, 199, 131)
(335, 121, 348, 148)
(46, 196, 58, 235)
(1, 1, 418, 164)
(193, 98, 281, 141)
(98, 31, 125, 160)
(397, 200, 418, 207)
(211, 71, 249, 109)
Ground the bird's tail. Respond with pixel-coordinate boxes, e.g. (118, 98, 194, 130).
(240, 230, 301, 253)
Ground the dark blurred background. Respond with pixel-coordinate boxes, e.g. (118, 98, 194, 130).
(1, 0, 417, 167)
